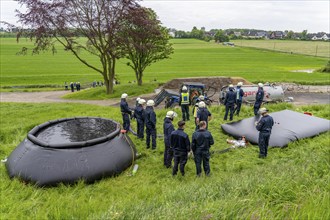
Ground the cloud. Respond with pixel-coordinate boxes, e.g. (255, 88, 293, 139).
(140, 0, 330, 33)
(1, 0, 329, 33)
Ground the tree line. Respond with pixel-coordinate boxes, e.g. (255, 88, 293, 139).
(171, 27, 328, 42)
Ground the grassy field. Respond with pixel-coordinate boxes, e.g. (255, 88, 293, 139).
(232, 39, 330, 58)
(0, 102, 329, 219)
(1, 38, 329, 92)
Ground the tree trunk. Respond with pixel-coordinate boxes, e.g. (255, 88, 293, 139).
(136, 70, 143, 86)
(104, 77, 110, 94)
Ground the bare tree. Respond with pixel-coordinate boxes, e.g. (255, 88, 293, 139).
(121, 7, 173, 86)
(16, 0, 140, 94)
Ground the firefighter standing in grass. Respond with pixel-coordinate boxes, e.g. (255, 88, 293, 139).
(163, 111, 177, 168)
(193, 95, 204, 129)
(179, 86, 190, 121)
(254, 83, 264, 116)
(133, 99, 146, 139)
(234, 82, 244, 116)
(120, 93, 136, 135)
(223, 84, 236, 121)
(145, 100, 157, 150)
(192, 121, 214, 177)
(255, 107, 274, 158)
(171, 120, 191, 176)
(196, 101, 212, 130)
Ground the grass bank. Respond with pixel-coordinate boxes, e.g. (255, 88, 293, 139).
(0, 102, 329, 219)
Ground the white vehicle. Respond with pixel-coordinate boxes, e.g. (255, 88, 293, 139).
(219, 83, 285, 104)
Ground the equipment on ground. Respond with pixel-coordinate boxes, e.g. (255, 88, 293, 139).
(6, 117, 137, 186)
(154, 82, 215, 108)
(221, 110, 330, 148)
(219, 83, 285, 104)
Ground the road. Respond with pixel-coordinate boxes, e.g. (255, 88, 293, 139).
(0, 87, 329, 107)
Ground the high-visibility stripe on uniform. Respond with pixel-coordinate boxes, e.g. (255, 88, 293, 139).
(181, 93, 189, 105)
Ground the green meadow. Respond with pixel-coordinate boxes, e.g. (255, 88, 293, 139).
(1, 37, 329, 219)
(1, 38, 329, 92)
(232, 39, 330, 58)
(0, 102, 329, 219)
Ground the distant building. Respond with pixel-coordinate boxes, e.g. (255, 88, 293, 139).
(269, 31, 284, 39)
(311, 33, 330, 41)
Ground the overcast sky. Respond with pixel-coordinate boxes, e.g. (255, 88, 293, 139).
(1, 0, 329, 33)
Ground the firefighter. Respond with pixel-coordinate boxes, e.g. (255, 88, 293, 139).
(133, 99, 146, 139)
(224, 84, 236, 121)
(120, 93, 136, 135)
(193, 95, 205, 129)
(191, 121, 214, 176)
(135, 97, 141, 107)
(163, 110, 177, 168)
(255, 107, 274, 158)
(171, 120, 191, 176)
(145, 100, 157, 149)
(179, 86, 190, 121)
(234, 82, 244, 116)
(196, 101, 212, 130)
(254, 83, 264, 116)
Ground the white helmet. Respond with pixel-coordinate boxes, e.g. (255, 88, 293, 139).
(136, 97, 141, 101)
(258, 107, 268, 114)
(138, 99, 146, 105)
(147, 100, 155, 106)
(199, 95, 205, 101)
(258, 83, 264, 87)
(121, 93, 128, 99)
(166, 111, 178, 119)
(198, 101, 206, 108)
(182, 86, 188, 91)
(237, 82, 243, 86)
(229, 84, 234, 88)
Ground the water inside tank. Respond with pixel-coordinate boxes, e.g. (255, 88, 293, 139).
(36, 118, 117, 144)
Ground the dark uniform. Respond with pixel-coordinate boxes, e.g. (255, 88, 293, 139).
(234, 86, 244, 116)
(133, 104, 145, 139)
(196, 108, 211, 130)
(70, 82, 74, 92)
(192, 128, 214, 176)
(254, 88, 264, 115)
(224, 88, 236, 121)
(145, 106, 157, 149)
(163, 117, 175, 168)
(256, 114, 274, 158)
(120, 98, 133, 131)
(179, 92, 190, 121)
(171, 128, 190, 176)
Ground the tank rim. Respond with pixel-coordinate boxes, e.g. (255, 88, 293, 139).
(27, 117, 120, 149)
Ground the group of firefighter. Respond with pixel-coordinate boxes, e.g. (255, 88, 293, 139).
(120, 82, 274, 177)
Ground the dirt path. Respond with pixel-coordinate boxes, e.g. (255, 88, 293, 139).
(0, 90, 156, 107)
(1, 85, 329, 107)
(0, 91, 118, 106)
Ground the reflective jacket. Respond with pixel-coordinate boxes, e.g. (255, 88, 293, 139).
(236, 87, 244, 101)
(180, 92, 190, 105)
